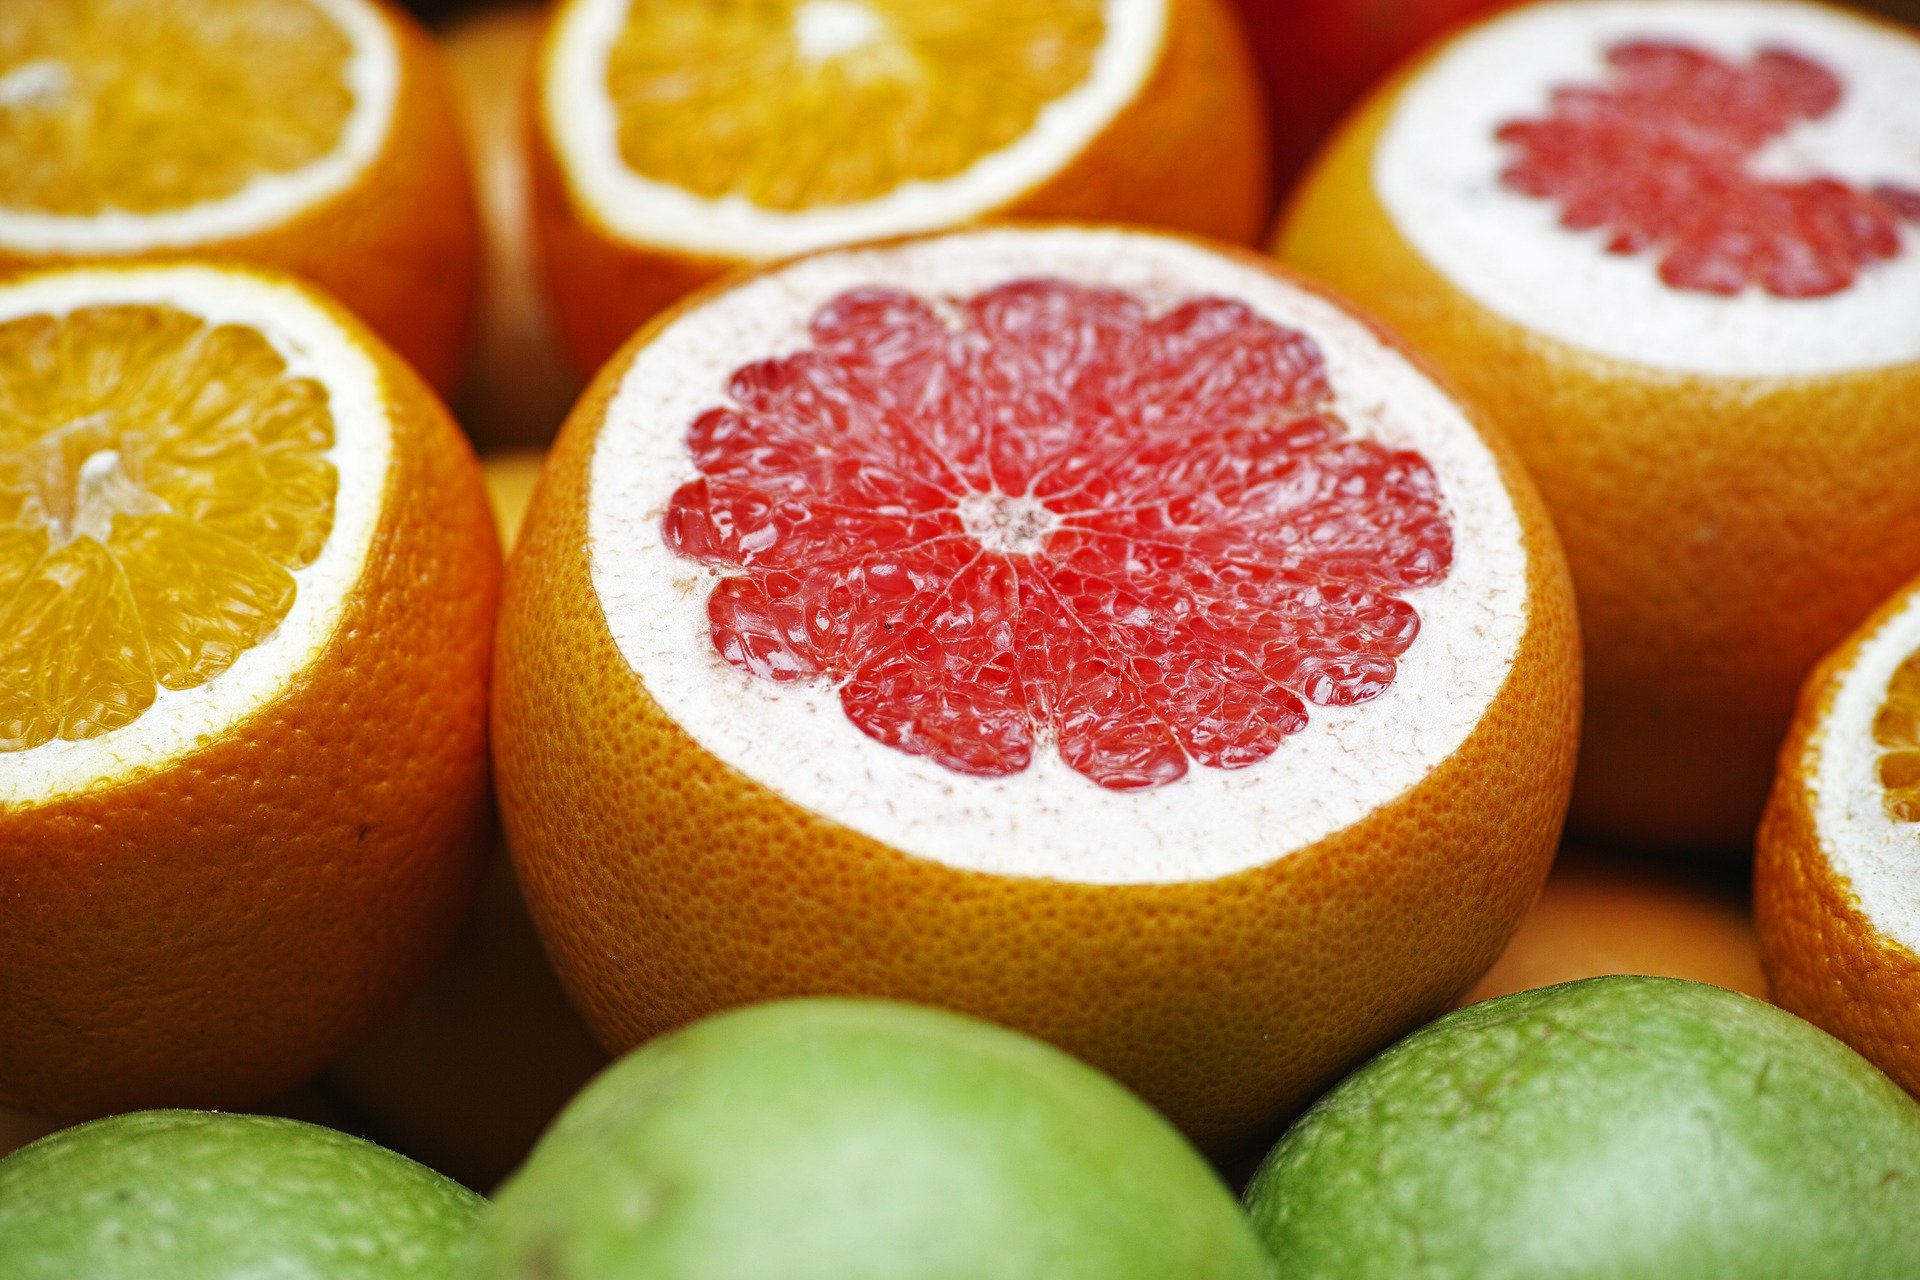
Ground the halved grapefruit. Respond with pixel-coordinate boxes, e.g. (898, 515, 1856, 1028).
(528, 0, 1271, 373)
(493, 225, 1579, 1148)
(0, 261, 499, 1119)
(1276, 0, 1920, 849)
(1757, 571, 1920, 1100)
(0, 0, 475, 391)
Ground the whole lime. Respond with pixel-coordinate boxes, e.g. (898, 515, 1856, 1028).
(461, 998, 1273, 1279)
(0, 1110, 483, 1279)
(1245, 976, 1920, 1278)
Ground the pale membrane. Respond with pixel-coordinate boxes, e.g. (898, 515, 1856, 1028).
(0, 0, 397, 254)
(1811, 589, 1920, 956)
(0, 266, 391, 806)
(544, 0, 1166, 259)
(1375, 0, 1920, 377)
(586, 227, 1530, 885)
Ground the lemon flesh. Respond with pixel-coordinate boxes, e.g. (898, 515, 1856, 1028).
(0, 304, 337, 752)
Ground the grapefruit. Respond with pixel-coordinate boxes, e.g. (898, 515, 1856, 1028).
(0, 0, 476, 392)
(0, 261, 499, 1120)
(529, 0, 1271, 372)
(1275, 0, 1920, 849)
(493, 223, 1580, 1148)
(461, 999, 1273, 1280)
(0, 1111, 482, 1280)
(443, 4, 580, 447)
(1757, 570, 1920, 1100)
(1245, 977, 1920, 1277)
(1465, 844, 1765, 1003)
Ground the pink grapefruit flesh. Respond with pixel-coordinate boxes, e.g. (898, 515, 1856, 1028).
(662, 280, 1455, 792)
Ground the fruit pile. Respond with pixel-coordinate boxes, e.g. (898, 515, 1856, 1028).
(3, 0, 1920, 1274)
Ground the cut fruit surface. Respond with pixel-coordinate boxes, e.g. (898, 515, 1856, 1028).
(663, 280, 1453, 791)
(494, 225, 1579, 1147)
(0, 262, 497, 1120)
(531, 0, 1270, 371)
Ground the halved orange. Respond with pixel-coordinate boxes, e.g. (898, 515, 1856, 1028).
(529, 0, 1271, 373)
(493, 224, 1579, 1150)
(1274, 0, 1920, 849)
(0, 261, 499, 1120)
(1757, 571, 1920, 1099)
(0, 0, 476, 391)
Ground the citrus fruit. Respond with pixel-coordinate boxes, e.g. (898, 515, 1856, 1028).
(1464, 844, 1765, 1004)
(444, 4, 580, 447)
(1275, 0, 1920, 850)
(0, 1110, 482, 1280)
(492, 223, 1580, 1149)
(1230, 0, 1508, 185)
(462, 998, 1273, 1280)
(0, 0, 476, 391)
(529, 0, 1271, 373)
(1245, 977, 1920, 1278)
(0, 261, 499, 1120)
(1756, 570, 1920, 1100)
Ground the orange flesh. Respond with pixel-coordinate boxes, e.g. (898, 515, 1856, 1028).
(1874, 648, 1920, 820)
(606, 0, 1104, 209)
(0, 304, 336, 752)
(0, 0, 354, 216)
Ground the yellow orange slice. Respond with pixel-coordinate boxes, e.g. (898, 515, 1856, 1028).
(0, 0, 476, 391)
(531, 0, 1270, 371)
(0, 262, 499, 1120)
(1758, 572, 1920, 1099)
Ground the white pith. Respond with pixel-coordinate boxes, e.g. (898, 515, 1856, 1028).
(0, 265, 393, 807)
(1374, 0, 1920, 377)
(584, 228, 1531, 885)
(542, 0, 1166, 260)
(0, 0, 398, 254)
(1809, 587, 1920, 955)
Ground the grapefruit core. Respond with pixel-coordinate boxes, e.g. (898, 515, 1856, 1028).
(662, 280, 1454, 791)
(1373, 0, 1920, 376)
(495, 225, 1579, 1145)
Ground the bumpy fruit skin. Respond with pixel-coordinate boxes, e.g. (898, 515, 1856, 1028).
(1245, 977, 1920, 1278)
(0, 1111, 482, 1280)
(1756, 579, 1920, 1099)
(529, 0, 1273, 373)
(1275, 31, 1920, 851)
(491, 230, 1580, 1153)
(0, 269, 500, 1121)
(461, 999, 1274, 1280)
(0, 0, 477, 393)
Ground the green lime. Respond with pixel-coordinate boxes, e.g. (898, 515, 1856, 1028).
(0, 1110, 482, 1279)
(462, 998, 1272, 1280)
(1245, 976, 1920, 1278)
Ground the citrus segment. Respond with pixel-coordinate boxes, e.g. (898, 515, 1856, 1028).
(1874, 649, 1920, 820)
(0, 305, 336, 752)
(0, 0, 355, 217)
(664, 280, 1453, 790)
(1497, 38, 1920, 298)
(608, 0, 1105, 210)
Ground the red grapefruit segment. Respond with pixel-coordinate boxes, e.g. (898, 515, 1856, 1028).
(1498, 39, 1920, 298)
(662, 278, 1455, 790)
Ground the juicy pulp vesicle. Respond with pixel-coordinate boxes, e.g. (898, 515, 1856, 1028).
(0, 304, 336, 752)
(663, 278, 1453, 791)
(1498, 38, 1920, 299)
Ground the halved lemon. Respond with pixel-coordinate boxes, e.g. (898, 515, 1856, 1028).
(0, 261, 499, 1120)
(0, 0, 476, 391)
(530, 0, 1271, 372)
(493, 224, 1579, 1150)
(1757, 571, 1920, 1099)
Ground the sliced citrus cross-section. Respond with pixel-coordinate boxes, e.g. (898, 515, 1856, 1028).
(1758, 572, 1920, 1101)
(0, 262, 499, 1120)
(531, 0, 1270, 371)
(0, 0, 475, 391)
(494, 225, 1579, 1149)
(1278, 0, 1920, 849)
